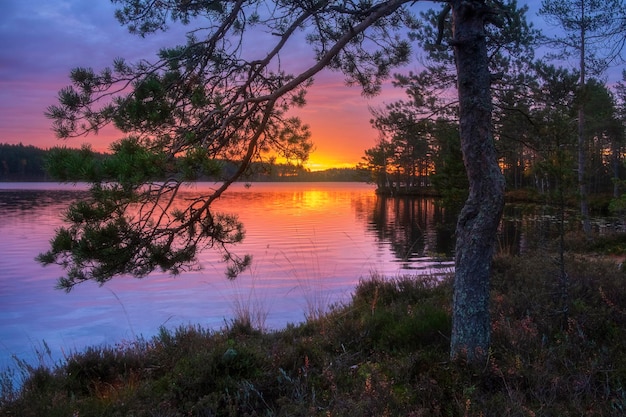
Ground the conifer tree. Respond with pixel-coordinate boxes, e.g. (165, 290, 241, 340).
(540, 0, 626, 233)
(40, 0, 528, 363)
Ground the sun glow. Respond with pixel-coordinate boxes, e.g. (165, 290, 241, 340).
(269, 152, 358, 172)
(304, 155, 358, 172)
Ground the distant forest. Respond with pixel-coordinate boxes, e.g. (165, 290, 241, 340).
(0, 143, 367, 182)
(0, 143, 49, 181)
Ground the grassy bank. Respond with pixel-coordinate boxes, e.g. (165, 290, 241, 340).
(3, 247, 626, 416)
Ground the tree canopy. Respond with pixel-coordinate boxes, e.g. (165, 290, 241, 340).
(40, 0, 419, 290)
(540, 0, 626, 232)
(39, 0, 560, 362)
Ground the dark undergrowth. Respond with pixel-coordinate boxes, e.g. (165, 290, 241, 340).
(3, 246, 626, 416)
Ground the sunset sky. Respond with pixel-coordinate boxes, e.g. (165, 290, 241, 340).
(0, 1, 608, 171)
(0, 0, 408, 170)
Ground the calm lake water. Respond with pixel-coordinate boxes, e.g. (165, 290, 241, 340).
(0, 182, 456, 372)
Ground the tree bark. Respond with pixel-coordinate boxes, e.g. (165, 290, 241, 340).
(449, 0, 505, 364)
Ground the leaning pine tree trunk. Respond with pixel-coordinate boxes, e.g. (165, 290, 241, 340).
(449, 0, 506, 364)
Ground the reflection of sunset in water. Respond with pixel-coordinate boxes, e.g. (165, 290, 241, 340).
(291, 190, 329, 210)
(0, 182, 455, 373)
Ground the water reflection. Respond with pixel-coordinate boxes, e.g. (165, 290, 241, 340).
(367, 197, 457, 268)
(6, 182, 611, 374)
(0, 182, 459, 373)
(500, 205, 587, 255)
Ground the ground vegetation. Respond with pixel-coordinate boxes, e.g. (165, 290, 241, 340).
(4, 238, 626, 415)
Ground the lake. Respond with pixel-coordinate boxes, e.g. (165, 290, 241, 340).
(0, 182, 456, 372)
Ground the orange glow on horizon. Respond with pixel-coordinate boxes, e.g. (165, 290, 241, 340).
(304, 156, 358, 172)
(3, 72, 390, 170)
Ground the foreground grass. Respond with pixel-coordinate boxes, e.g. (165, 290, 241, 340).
(3, 249, 626, 416)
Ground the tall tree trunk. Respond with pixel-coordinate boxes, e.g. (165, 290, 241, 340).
(450, 0, 505, 364)
(578, 103, 589, 229)
(578, 1, 591, 234)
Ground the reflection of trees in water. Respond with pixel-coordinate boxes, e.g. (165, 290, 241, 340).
(356, 195, 599, 263)
(10, 188, 611, 267)
(356, 195, 624, 264)
(0, 190, 89, 227)
(0, 190, 89, 212)
(365, 196, 457, 265)
(499, 205, 600, 255)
